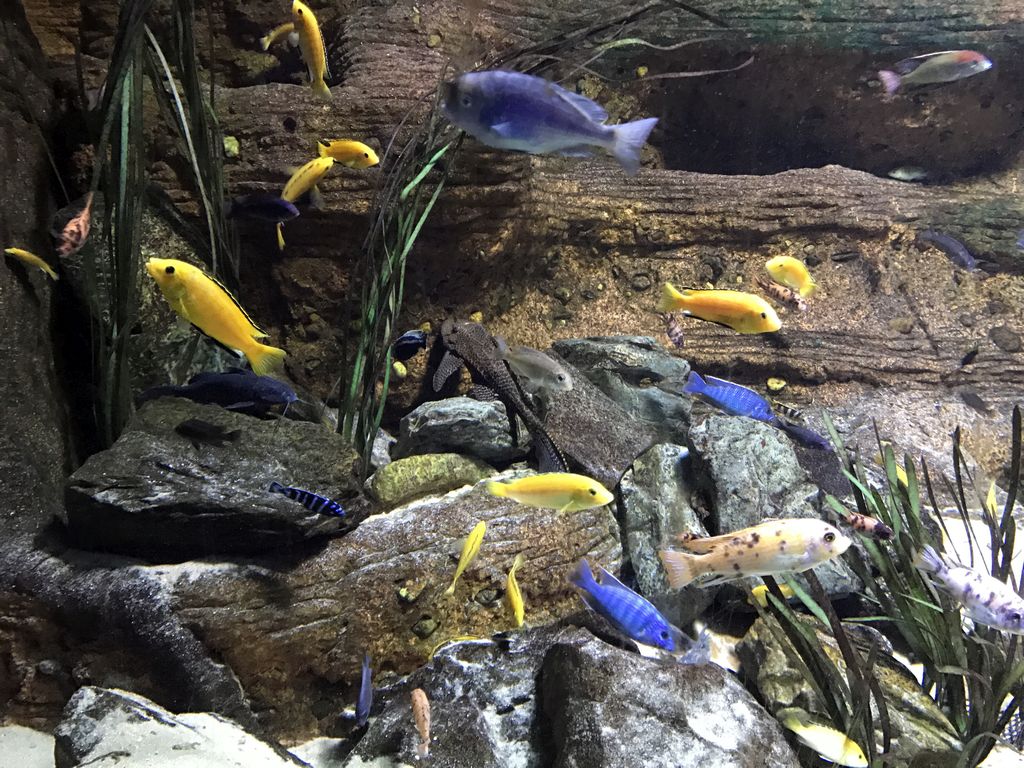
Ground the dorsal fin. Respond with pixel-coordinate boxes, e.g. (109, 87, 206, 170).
(202, 269, 269, 338)
(546, 81, 608, 123)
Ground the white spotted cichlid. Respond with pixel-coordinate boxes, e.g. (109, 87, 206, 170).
(506, 554, 525, 627)
(145, 258, 286, 375)
(260, 21, 297, 51)
(277, 156, 335, 250)
(659, 519, 852, 589)
(291, 1, 331, 98)
(486, 473, 613, 513)
(4, 247, 58, 280)
(317, 139, 379, 168)
(656, 282, 781, 334)
(445, 521, 486, 595)
(766, 256, 816, 298)
(778, 708, 868, 767)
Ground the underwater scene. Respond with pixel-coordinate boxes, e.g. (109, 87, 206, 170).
(2, 0, 1024, 766)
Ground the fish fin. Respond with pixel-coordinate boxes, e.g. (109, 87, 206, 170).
(317, 140, 330, 158)
(799, 280, 817, 298)
(676, 537, 719, 554)
(547, 82, 609, 123)
(913, 545, 944, 574)
(247, 341, 287, 376)
(556, 145, 595, 158)
(569, 559, 598, 592)
(656, 282, 685, 312)
(611, 117, 657, 176)
(287, 31, 300, 47)
(535, 428, 569, 473)
(595, 565, 630, 592)
(490, 122, 517, 138)
(276, 223, 285, 251)
(268, 481, 286, 493)
(432, 351, 464, 391)
(694, 573, 742, 587)
(681, 370, 705, 396)
(224, 401, 257, 411)
(259, 34, 272, 51)
(658, 549, 700, 589)
(877, 70, 901, 94)
(308, 185, 325, 210)
(468, 384, 501, 402)
(486, 481, 508, 498)
(190, 324, 245, 359)
(494, 335, 509, 357)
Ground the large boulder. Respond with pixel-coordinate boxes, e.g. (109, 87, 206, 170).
(367, 452, 496, 508)
(53, 687, 305, 768)
(63, 398, 362, 560)
(394, 396, 530, 464)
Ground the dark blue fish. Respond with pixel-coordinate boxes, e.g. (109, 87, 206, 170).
(570, 559, 683, 652)
(392, 329, 429, 362)
(442, 70, 658, 176)
(682, 371, 775, 422)
(773, 419, 833, 451)
(355, 652, 372, 728)
(1016, 229, 1023, 251)
(268, 481, 345, 517)
(680, 629, 711, 665)
(137, 368, 297, 415)
(226, 194, 300, 224)
(174, 418, 241, 447)
(916, 230, 977, 270)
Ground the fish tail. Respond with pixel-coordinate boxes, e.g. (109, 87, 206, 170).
(659, 549, 700, 589)
(610, 117, 658, 176)
(259, 35, 272, 51)
(799, 279, 816, 298)
(569, 558, 598, 593)
(656, 281, 685, 313)
(276, 223, 285, 251)
(317, 140, 329, 158)
(247, 342, 287, 376)
(681, 370, 705, 396)
(913, 545, 944, 575)
(313, 77, 332, 99)
(878, 70, 901, 94)
(486, 481, 508, 498)
(268, 481, 285, 494)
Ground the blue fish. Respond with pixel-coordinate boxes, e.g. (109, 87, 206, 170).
(268, 481, 345, 517)
(355, 652, 372, 727)
(682, 371, 775, 422)
(1016, 229, 1023, 251)
(442, 70, 658, 176)
(916, 230, 977, 270)
(226, 194, 300, 223)
(773, 420, 833, 452)
(392, 329, 429, 361)
(137, 368, 297, 415)
(680, 629, 711, 665)
(570, 559, 683, 651)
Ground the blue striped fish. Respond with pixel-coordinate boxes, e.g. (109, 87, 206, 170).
(569, 559, 683, 651)
(268, 481, 345, 516)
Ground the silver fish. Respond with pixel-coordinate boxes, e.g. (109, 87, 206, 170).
(496, 337, 573, 398)
(878, 50, 992, 93)
(914, 546, 1024, 633)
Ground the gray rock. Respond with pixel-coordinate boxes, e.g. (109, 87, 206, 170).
(541, 631, 800, 768)
(64, 398, 361, 560)
(368, 453, 495, 507)
(369, 428, 395, 470)
(618, 444, 714, 627)
(53, 687, 305, 768)
(552, 336, 691, 443)
(0, 725, 54, 768)
(395, 396, 529, 463)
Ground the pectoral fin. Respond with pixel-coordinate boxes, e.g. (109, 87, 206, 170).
(490, 122, 517, 139)
(432, 351, 464, 392)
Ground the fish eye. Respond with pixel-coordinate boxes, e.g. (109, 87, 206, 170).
(589, 488, 597, 495)
(824, 532, 836, 543)
(165, 265, 175, 274)
(363, 152, 369, 158)
(1013, 612, 1022, 624)
(461, 95, 472, 108)
(659, 630, 670, 640)
(760, 312, 767, 319)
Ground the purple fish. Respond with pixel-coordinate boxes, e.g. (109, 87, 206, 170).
(878, 50, 992, 94)
(226, 194, 300, 223)
(915, 230, 977, 270)
(355, 652, 372, 727)
(442, 70, 658, 175)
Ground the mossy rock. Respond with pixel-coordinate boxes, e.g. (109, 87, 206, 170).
(369, 453, 496, 507)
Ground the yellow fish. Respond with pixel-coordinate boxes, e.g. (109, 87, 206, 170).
(766, 255, 816, 298)
(276, 156, 335, 249)
(291, 1, 330, 98)
(260, 21, 296, 51)
(986, 481, 998, 518)
(428, 635, 487, 658)
(445, 521, 486, 595)
(145, 258, 286, 375)
(317, 139, 379, 169)
(4, 248, 58, 280)
(747, 583, 795, 608)
(874, 450, 909, 488)
(659, 519, 851, 589)
(778, 708, 868, 767)
(486, 473, 613, 513)
(656, 283, 781, 334)
(506, 554, 525, 627)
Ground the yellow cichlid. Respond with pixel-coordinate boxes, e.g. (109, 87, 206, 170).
(445, 521, 486, 595)
(4, 247, 58, 280)
(145, 258, 286, 375)
(874, 451, 909, 488)
(317, 139, 380, 168)
(260, 21, 296, 51)
(656, 282, 781, 334)
(747, 583, 795, 608)
(486, 473, 614, 513)
(987, 481, 998, 518)
(276, 156, 335, 249)
(659, 519, 851, 589)
(506, 554, 525, 627)
(291, 1, 331, 98)
(766, 256, 816, 298)
(778, 708, 868, 767)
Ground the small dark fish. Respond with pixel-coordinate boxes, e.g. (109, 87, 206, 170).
(226, 194, 301, 224)
(174, 418, 241, 447)
(878, 50, 992, 94)
(959, 348, 979, 367)
(959, 389, 992, 416)
(137, 368, 297, 415)
(846, 512, 893, 541)
(916, 230, 977, 270)
(754, 276, 808, 312)
(774, 419, 833, 451)
(392, 329, 429, 361)
(355, 652, 372, 728)
(662, 313, 686, 349)
(268, 481, 345, 516)
(771, 400, 805, 422)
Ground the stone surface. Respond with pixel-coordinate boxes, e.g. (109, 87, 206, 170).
(394, 396, 529, 464)
(541, 630, 799, 768)
(53, 687, 305, 768)
(64, 398, 362, 559)
(368, 452, 495, 508)
(552, 336, 692, 443)
(737, 614, 962, 765)
(0, 725, 54, 768)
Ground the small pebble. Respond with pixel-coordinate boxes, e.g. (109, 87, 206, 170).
(427, 32, 442, 48)
(474, 588, 499, 605)
(553, 286, 572, 304)
(989, 325, 1022, 353)
(222, 136, 240, 158)
(469, 311, 483, 323)
(629, 272, 653, 292)
(636, 65, 649, 78)
(412, 616, 438, 639)
(766, 377, 786, 392)
(391, 361, 408, 380)
(889, 317, 916, 335)
(831, 251, 859, 263)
